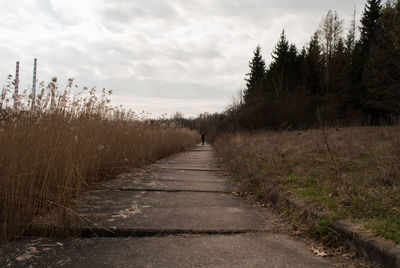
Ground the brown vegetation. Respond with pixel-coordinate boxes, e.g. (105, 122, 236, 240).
(0, 78, 198, 242)
(215, 127, 400, 244)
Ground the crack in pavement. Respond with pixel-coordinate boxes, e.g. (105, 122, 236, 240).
(155, 167, 218, 172)
(76, 228, 271, 238)
(113, 178, 228, 183)
(104, 188, 232, 194)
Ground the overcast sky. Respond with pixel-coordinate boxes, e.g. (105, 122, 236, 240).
(0, 0, 367, 117)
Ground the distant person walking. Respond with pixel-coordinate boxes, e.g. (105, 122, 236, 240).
(201, 132, 205, 145)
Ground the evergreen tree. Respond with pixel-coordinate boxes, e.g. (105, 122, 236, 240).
(244, 45, 266, 103)
(330, 38, 351, 108)
(353, 0, 382, 83)
(364, 1, 400, 124)
(268, 30, 298, 94)
(328, 38, 349, 93)
(360, 0, 383, 52)
(304, 32, 324, 96)
(296, 47, 307, 86)
(271, 30, 290, 63)
(349, 0, 383, 122)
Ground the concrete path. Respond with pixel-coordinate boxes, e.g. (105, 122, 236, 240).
(0, 144, 335, 267)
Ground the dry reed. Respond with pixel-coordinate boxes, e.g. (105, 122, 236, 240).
(0, 76, 198, 242)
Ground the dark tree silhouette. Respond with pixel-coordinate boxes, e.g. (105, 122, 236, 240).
(244, 45, 266, 104)
(267, 30, 299, 95)
(360, 0, 383, 51)
(364, 1, 400, 124)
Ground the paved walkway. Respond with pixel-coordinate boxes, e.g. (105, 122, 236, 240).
(0, 144, 335, 267)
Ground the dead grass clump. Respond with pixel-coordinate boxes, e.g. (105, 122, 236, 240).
(0, 77, 198, 242)
(215, 126, 400, 244)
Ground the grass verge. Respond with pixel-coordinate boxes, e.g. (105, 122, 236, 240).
(214, 127, 400, 245)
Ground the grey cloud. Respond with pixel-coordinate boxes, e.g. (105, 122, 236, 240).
(174, 0, 364, 29)
(102, 76, 230, 100)
(135, 0, 178, 19)
(211, 0, 362, 17)
(166, 47, 224, 64)
(87, 38, 224, 69)
(102, 23, 124, 34)
(37, 0, 76, 26)
(100, 0, 179, 25)
(101, 5, 159, 25)
(102, 7, 143, 24)
(110, 95, 226, 117)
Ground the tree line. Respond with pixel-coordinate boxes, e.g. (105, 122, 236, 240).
(186, 0, 400, 136)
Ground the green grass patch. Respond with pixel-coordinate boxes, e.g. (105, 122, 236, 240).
(231, 176, 242, 182)
(280, 173, 338, 210)
(365, 210, 400, 244)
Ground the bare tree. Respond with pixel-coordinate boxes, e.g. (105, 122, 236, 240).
(319, 10, 344, 62)
(319, 10, 344, 91)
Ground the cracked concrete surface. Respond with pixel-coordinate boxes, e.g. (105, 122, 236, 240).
(0, 144, 335, 267)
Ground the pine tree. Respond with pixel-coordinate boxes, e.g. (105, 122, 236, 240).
(360, 0, 382, 52)
(304, 32, 324, 96)
(272, 30, 290, 62)
(268, 30, 299, 94)
(364, 1, 400, 124)
(349, 0, 383, 122)
(352, 0, 382, 87)
(244, 45, 266, 104)
(331, 38, 351, 98)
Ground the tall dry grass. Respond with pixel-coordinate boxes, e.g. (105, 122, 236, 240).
(0, 77, 198, 242)
(215, 127, 400, 243)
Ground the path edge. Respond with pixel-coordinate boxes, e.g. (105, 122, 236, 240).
(266, 189, 400, 268)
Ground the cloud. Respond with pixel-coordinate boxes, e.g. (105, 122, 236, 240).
(0, 0, 367, 116)
(99, 0, 181, 29)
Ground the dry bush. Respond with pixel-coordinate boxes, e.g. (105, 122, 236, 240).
(215, 127, 400, 243)
(0, 77, 198, 242)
